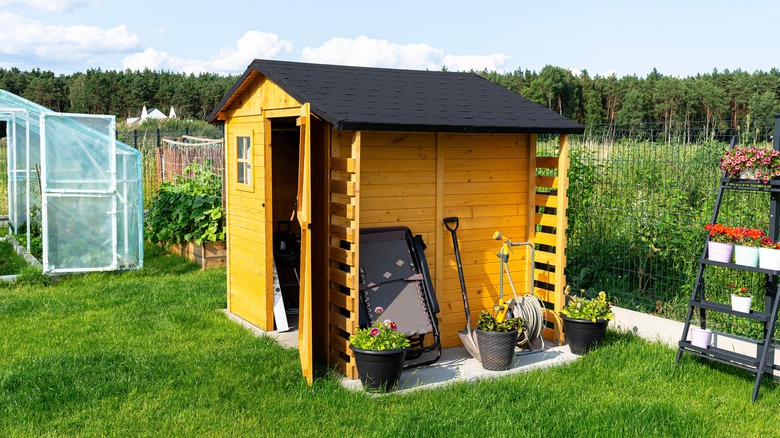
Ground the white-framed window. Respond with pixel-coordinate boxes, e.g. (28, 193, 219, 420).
(237, 136, 251, 185)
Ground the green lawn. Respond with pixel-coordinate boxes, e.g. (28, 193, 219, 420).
(1, 243, 779, 436)
(0, 238, 29, 276)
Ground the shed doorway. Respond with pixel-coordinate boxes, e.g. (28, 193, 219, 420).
(269, 116, 302, 318)
(266, 108, 327, 384)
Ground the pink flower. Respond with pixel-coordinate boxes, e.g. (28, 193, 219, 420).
(370, 327, 380, 337)
(375, 306, 384, 315)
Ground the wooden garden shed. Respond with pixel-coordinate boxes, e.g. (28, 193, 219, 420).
(209, 59, 584, 384)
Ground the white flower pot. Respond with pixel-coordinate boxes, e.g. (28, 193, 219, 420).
(690, 326, 712, 349)
(734, 245, 759, 267)
(707, 241, 733, 263)
(731, 294, 753, 313)
(759, 247, 780, 271)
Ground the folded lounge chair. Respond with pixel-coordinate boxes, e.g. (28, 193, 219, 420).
(358, 226, 442, 369)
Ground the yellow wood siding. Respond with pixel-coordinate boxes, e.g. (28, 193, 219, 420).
(439, 133, 531, 348)
(358, 132, 533, 349)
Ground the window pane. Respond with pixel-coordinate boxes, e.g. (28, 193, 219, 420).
(238, 163, 245, 183)
(237, 138, 245, 159)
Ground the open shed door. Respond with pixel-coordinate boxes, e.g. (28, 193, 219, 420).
(296, 104, 313, 385)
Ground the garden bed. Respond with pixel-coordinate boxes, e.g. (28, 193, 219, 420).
(160, 240, 226, 269)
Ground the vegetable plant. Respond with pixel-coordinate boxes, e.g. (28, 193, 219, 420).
(145, 162, 225, 246)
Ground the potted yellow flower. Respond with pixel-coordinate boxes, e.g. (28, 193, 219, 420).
(475, 311, 524, 371)
(349, 307, 410, 391)
(560, 287, 614, 355)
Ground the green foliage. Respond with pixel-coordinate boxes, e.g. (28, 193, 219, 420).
(476, 311, 523, 332)
(0, 240, 28, 276)
(145, 163, 225, 246)
(561, 289, 615, 322)
(349, 307, 410, 351)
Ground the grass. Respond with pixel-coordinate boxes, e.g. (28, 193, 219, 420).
(1, 243, 780, 436)
(0, 239, 28, 275)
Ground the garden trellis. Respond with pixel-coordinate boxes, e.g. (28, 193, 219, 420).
(0, 90, 143, 273)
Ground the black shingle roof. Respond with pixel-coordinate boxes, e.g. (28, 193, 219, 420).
(210, 59, 584, 134)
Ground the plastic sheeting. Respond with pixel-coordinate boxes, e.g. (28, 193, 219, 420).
(1, 90, 143, 273)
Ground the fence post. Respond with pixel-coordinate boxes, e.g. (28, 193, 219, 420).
(133, 129, 138, 149)
(156, 128, 161, 148)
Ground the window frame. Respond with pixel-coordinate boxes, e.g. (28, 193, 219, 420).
(236, 135, 252, 190)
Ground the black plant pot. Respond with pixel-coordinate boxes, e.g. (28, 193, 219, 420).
(561, 315, 609, 355)
(350, 345, 407, 391)
(476, 329, 518, 371)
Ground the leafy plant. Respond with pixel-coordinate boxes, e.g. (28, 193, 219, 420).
(145, 163, 225, 246)
(561, 286, 614, 322)
(730, 283, 751, 298)
(350, 307, 411, 351)
(476, 311, 524, 332)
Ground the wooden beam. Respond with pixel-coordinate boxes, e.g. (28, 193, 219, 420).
(331, 157, 356, 173)
(330, 202, 355, 220)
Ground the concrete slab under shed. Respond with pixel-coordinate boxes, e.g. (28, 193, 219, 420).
(224, 310, 578, 393)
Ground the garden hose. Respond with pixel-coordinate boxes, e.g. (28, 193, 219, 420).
(509, 294, 546, 348)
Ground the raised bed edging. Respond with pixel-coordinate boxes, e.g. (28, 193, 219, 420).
(160, 240, 226, 269)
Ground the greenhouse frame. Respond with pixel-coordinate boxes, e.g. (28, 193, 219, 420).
(1, 90, 143, 273)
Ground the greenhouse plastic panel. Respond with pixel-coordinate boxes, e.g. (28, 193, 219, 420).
(0, 89, 143, 273)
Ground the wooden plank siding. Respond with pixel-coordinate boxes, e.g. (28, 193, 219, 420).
(438, 133, 532, 348)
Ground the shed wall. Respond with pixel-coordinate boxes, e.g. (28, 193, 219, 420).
(359, 132, 536, 348)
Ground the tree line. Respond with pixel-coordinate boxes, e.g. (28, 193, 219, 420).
(480, 66, 780, 134)
(0, 68, 236, 122)
(2, 65, 779, 131)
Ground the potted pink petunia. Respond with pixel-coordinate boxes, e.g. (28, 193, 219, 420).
(349, 307, 410, 391)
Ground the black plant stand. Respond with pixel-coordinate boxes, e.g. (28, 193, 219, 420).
(676, 175, 780, 402)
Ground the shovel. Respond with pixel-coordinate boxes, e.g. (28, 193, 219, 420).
(444, 217, 480, 361)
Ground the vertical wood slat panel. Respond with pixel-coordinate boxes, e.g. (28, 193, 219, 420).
(327, 131, 360, 379)
(531, 135, 570, 346)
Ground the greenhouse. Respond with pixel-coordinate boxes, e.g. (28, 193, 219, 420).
(1, 90, 143, 273)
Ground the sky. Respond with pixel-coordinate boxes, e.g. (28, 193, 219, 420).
(0, 0, 778, 78)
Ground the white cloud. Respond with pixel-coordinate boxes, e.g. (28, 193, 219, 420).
(300, 36, 511, 72)
(122, 30, 293, 74)
(0, 12, 138, 61)
(0, 0, 98, 13)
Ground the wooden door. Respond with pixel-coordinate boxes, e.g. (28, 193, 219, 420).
(296, 104, 313, 385)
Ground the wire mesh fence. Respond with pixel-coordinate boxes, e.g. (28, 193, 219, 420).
(158, 136, 224, 184)
(559, 119, 776, 324)
(116, 127, 223, 208)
